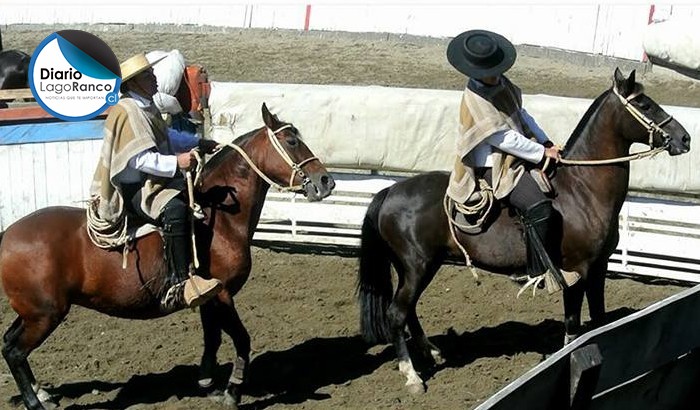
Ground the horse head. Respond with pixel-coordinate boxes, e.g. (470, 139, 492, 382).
(612, 68, 690, 156)
(254, 103, 335, 201)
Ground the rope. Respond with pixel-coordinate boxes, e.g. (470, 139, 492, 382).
(559, 145, 666, 166)
(442, 189, 493, 279)
(86, 201, 128, 249)
(86, 200, 130, 268)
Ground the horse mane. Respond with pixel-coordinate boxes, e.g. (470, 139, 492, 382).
(562, 80, 646, 154)
(202, 127, 261, 174)
(562, 89, 610, 153)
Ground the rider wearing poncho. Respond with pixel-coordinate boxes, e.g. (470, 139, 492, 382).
(89, 53, 222, 311)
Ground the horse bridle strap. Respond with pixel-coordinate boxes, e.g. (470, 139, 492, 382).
(222, 125, 319, 193)
(612, 85, 672, 146)
(264, 125, 319, 191)
(558, 87, 671, 166)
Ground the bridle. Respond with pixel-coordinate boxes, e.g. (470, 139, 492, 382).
(217, 124, 320, 193)
(611, 85, 672, 148)
(558, 85, 673, 166)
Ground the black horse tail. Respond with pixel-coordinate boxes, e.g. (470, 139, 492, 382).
(357, 187, 393, 344)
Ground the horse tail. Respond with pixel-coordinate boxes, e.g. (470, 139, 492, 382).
(357, 187, 394, 344)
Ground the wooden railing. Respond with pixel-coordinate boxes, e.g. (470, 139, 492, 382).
(474, 284, 700, 410)
(0, 88, 34, 101)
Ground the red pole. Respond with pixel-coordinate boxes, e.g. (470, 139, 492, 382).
(304, 4, 312, 31)
(642, 4, 655, 62)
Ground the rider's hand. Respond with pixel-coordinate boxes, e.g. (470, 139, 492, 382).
(543, 146, 562, 162)
(198, 139, 220, 154)
(177, 152, 194, 169)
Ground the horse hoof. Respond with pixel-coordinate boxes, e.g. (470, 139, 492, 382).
(198, 377, 214, 389)
(223, 389, 239, 408)
(406, 382, 426, 395)
(40, 401, 58, 410)
(431, 350, 446, 366)
(35, 388, 58, 410)
(564, 333, 579, 345)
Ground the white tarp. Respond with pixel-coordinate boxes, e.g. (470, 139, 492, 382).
(644, 17, 700, 72)
(209, 82, 700, 194)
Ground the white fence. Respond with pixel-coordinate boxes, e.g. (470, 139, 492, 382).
(2, 82, 700, 282)
(1, 135, 699, 283)
(2, 3, 699, 61)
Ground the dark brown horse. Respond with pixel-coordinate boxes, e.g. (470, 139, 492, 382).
(357, 69, 691, 393)
(0, 28, 30, 91)
(0, 104, 335, 410)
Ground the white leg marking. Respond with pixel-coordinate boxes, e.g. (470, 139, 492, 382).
(399, 359, 424, 393)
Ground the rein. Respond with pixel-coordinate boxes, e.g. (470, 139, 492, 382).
(557, 86, 671, 166)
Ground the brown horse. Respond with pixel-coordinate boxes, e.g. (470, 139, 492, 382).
(0, 103, 335, 410)
(357, 69, 691, 393)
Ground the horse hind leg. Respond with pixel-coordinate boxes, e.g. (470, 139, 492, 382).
(389, 258, 433, 394)
(2, 314, 63, 410)
(405, 261, 444, 366)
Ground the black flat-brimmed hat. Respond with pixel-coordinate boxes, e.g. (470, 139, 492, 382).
(447, 29, 516, 78)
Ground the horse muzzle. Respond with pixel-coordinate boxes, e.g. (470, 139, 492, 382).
(666, 133, 691, 156)
(303, 173, 335, 202)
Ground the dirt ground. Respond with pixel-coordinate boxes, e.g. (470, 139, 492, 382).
(0, 26, 695, 409)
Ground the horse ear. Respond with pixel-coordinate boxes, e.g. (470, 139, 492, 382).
(261, 102, 276, 129)
(613, 67, 633, 95)
(627, 69, 636, 88)
(613, 67, 625, 89)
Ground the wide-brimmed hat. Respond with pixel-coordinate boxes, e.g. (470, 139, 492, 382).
(446, 30, 516, 78)
(120, 53, 167, 82)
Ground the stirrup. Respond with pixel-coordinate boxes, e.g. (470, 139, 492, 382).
(183, 276, 223, 308)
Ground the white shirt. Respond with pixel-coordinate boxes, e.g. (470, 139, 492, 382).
(116, 92, 189, 184)
(466, 108, 549, 167)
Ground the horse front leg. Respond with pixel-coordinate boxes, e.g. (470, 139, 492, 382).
(217, 297, 251, 408)
(585, 260, 608, 329)
(562, 280, 585, 345)
(198, 301, 223, 389)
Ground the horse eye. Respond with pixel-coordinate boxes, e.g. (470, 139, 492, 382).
(286, 136, 298, 146)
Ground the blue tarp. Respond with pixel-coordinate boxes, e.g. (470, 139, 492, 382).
(0, 120, 104, 145)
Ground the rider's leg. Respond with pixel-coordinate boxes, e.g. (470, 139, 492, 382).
(160, 197, 222, 310)
(510, 173, 580, 289)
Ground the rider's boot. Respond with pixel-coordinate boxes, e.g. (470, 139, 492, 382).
(160, 200, 222, 311)
(522, 200, 580, 294)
